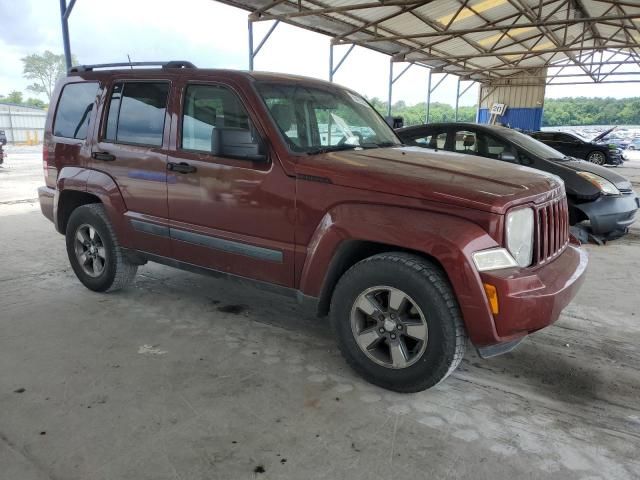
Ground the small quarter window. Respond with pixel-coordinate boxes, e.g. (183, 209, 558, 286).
(104, 82, 169, 146)
(53, 82, 100, 139)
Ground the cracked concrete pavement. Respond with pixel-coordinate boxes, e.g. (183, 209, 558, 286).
(1, 147, 639, 479)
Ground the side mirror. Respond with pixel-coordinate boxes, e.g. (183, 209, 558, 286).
(212, 127, 268, 162)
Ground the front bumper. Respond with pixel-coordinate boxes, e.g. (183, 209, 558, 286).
(573, 192, 639, 235)
(478, 243, 588, 344)
(607, 150, 624, 165)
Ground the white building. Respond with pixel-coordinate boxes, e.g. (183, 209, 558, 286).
(0, 103, 47, 144)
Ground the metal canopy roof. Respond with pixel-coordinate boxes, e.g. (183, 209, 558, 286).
(218, 0, 640, 84)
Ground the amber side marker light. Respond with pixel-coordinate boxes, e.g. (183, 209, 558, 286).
(483, 283, 499, 315)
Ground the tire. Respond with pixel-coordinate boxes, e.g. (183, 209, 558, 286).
(65, 203, 137, 292)
(330, 252, 466, 392)
(587, 150, 606, 165)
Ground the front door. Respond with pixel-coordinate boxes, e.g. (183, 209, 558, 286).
(166, 81, 295, 287)
(92, 80, 171, 256)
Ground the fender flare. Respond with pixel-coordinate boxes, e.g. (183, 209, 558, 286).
(298, 203, 502, 345)
(56, 167, 132, 247)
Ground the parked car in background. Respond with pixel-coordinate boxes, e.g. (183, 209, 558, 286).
(529, 129, 623, 166)
(626, 138, 640, 150)
(397, 123, 639, 240)
(0, 146, 4, 166)
(38, 62, 587, 392)
(0, 130, 7, 145)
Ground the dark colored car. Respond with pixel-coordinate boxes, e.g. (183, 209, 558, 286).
(397, 123, 640, 239)
(0, 146, 4, 165)
(0, 129, 7, 145)
(529, 129, 623, 166)
(38, 62, 587, 392)
(397, 123, 639, 240)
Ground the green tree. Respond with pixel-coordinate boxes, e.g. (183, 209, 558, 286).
(22, 51, 74, 101)
(6, 90, 23, 104)
(25, 97, 47, 109)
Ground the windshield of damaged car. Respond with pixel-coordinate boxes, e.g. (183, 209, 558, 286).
(256, 82, 401, 154)
(498, 127, 569, 161)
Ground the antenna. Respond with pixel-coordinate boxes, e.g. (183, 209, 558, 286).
(127, 54, 133, 69)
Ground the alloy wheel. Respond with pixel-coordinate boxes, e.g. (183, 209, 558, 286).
(350, 286, 429, 369)
(73, 224, 107, 277)
(588, 151, 606, 165)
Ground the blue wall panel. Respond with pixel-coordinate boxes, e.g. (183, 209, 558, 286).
(477, 107, 543, 132)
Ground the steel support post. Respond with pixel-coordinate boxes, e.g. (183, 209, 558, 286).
(248, 20, 254, 71)
(454, 77, 461, 122)
(387, 60, 393, 117)
(329, 43, 355, 82)
(425, 69, 432, 123)
(248, 19, 280, 71)
(59, 0, 75, 70)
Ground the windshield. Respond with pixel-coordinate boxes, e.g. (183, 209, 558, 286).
(498, 127, 569, 160)
(256, 82, 401, 154)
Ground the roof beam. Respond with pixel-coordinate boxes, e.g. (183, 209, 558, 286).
(350, 14, 640, 43)
(252, 0, 430, 20)
(406, 43, 640, 61)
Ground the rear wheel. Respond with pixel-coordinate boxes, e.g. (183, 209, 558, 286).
(587, 150, 606, 165)
(330, 252, 466, 392)
(65, 204, 137, 292)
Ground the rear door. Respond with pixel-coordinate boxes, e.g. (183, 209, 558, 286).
(92, 80, 171, 256)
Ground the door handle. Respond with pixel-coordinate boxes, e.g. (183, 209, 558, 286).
(167, 162, 197, 174)
(92, 151, 116, 161)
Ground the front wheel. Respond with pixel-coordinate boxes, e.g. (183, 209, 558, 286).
(587, 150, 606, 165)
(65, 203, 137, 292)
(330, 252, 466, 392)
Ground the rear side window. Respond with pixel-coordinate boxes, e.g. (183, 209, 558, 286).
(104, 82, 169, 146)
(407, 131, 446, 149)
(53, 82, 100, 139)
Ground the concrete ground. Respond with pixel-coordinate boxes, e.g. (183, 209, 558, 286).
(1, 146, 640, 480)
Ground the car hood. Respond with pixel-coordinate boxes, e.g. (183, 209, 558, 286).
(556, 158, 633, 191)
(591, 126, 617, 142)
(295, 146, 563, 214)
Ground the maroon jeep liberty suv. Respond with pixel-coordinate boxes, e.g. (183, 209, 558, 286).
(38, 61, 587, 392)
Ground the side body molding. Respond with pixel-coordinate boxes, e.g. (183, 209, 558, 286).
(298, 203, 503, 346)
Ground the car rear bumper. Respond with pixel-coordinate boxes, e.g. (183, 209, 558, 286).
(38, 186, 56, 225)
(573, 192, 639, 235)
(477, 243, 587, 347)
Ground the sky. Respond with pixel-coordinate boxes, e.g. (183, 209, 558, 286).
(1, 0, 639, 107)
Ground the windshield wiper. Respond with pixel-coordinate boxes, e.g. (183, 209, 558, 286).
(306, 144, 360, 155)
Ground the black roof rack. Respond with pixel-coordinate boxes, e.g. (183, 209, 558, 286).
(68, 61, 196, 73)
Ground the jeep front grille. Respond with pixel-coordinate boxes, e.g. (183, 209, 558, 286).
(534, 196, 569, 265)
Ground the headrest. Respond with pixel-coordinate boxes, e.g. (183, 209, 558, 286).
(463, 134, 475, 147)
(270, 103, 295, 131)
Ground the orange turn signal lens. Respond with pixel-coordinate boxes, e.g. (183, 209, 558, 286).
(483, 283, 499, 315)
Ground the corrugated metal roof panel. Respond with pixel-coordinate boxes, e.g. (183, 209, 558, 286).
(217, 0, 640, 83)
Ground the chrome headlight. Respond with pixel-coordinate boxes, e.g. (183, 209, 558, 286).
(576, 171, 620, 195)
(506, 207, 534, 268)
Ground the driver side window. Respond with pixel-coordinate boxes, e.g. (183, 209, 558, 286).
(478, 133, 517, 162)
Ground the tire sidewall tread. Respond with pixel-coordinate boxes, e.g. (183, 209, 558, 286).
(330, 252, 466, 393)
(65, 203, 137, 292)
